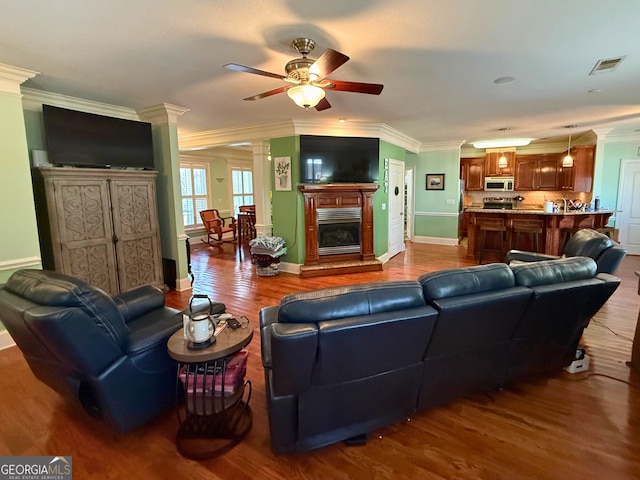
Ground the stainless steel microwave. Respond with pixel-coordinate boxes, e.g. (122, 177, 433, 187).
(484, 176, 514, 192)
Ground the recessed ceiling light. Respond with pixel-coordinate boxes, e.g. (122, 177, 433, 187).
(588, 89, 602, 93)
(338, 118, 347, 123)
(494, 76, 516, 85)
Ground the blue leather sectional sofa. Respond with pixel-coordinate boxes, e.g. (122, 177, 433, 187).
(259, 256, 620, 453)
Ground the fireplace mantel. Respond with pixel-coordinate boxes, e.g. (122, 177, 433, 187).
(298, 183, 379, 267)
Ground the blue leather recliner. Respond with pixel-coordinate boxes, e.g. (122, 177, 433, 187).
(506, 227, 627, 274)
(0, 269, 184, 432)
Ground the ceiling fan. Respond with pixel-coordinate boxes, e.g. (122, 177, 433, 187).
(224, 38, 384, 111)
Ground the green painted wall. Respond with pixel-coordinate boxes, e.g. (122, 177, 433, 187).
(0, 92, 42, 284)
(270, 136, 303, 264)
(269, 136, 405, 263)
(209, 159, 232, 212)
(378, 141, 406, 256)
(407, 148, 460, 239)
(594, 140, 639, 225)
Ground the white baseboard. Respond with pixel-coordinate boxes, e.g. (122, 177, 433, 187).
(377, 252, 390, 264)
(176, 276, 193, 292)
(278, 261, 301, 274)
(412, 235, 459, 246)
(0, 330, 16, 351)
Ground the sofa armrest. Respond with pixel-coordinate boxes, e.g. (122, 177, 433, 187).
(267, 322, 318, 397)
(506, 250, 561, 264)
(595, 245, 627, 274)
(113, 285, 165, 323)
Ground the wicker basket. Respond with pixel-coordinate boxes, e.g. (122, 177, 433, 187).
(255, 263, 280, 277)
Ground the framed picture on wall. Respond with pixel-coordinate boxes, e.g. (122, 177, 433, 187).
(426, 173, 445, 190)
(274, 156, 292, 191)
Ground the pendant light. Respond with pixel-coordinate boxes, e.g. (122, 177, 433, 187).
(497, 128, 509, 168)
(562, 125, 576, 167)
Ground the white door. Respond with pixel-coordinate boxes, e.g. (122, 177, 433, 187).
(404, 167, 414, 241)
(388, 159, 405, 258)
(617, 159, 640, 255)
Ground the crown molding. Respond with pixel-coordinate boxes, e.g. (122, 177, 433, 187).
(181, 148, 252, 162)
(0, 63, 39, 95)
(179, 121, 295, 151)
(420, 140, 466, 153)
(137, 103, 189, 126)
(594, 130, 640, 143)
(291, 120, 422, 153)
(178, 119, 422, 153)
(21, 87, 140, 120)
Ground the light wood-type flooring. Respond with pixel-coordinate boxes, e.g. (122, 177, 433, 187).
(1, 240, 639, 479)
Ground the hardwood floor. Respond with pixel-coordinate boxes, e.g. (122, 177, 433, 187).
(1, 240, 640, 479)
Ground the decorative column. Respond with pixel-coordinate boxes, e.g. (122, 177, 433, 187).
(137, 103, 191, 290)
(252, 140, 273, 236)
(0, 63, 41, 284)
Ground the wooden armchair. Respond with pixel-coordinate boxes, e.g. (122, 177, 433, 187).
(200, 209, 237, 245)
(239, 205, 257, 239)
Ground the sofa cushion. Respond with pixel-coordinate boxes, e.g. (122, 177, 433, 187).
(277, 280, 426, 323)
(564, 228, 613, 258)
(418, 263, 515, 300)
(510, 256, 597, 287)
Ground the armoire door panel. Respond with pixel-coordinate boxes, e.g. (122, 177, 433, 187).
(52, 179, 119, 295)
(109, 177, 164, 291)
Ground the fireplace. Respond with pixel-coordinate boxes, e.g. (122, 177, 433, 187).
(317, 208, 361, 256)
(298, 184, 378, 269)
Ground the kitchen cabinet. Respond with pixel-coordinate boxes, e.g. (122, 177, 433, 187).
(485, 152, 515, 176)
(461, 157, 484, 191)
(514, 154, 560, 191)
(560, 145, 595, 192)
(32, 167, 165, 295)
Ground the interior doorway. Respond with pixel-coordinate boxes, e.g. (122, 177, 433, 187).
(616, 159, 640, 255)
(404, 167, 414, 241)
(388, 159, 406, 258)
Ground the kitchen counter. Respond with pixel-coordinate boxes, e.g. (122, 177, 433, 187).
(464, 209, 614, 259)
(464, 207, 615, 215)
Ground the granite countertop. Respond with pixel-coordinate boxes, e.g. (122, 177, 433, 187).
(464, 207, 615, 215)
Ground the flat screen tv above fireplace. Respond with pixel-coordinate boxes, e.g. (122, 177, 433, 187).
(299, 135, 379, 184)
(42, 104, 155, 169)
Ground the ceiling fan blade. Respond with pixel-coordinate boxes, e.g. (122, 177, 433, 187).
(315, 97, 332, 111)
(309, 49, 349, 79)
(243, 86, 290, 101)
(325, 79, 384, 95)
(224, 63, 286, 80)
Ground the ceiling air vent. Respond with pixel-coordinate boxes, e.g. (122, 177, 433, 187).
(589, 56, 626, 75)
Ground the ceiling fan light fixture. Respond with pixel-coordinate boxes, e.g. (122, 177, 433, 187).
(287, 84, 325, 109)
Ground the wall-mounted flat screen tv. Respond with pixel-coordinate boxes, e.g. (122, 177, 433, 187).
(299, 135, 380, 184)
(42, 104, 155, 169)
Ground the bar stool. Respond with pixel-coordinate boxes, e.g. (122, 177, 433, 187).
(478, 222, 507, 264)
(512, 224, 543, 253)
(596, 227, 614, 238)
(562, 227, 584, 250)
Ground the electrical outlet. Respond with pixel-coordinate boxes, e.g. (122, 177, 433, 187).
(446, 199, 455, 205)
(381, 203, 386, 210)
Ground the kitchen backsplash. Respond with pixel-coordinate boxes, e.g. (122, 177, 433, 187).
(464, 190, 592, 208)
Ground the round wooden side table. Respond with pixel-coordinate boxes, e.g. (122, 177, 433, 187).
(167, 320, 253, 460)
